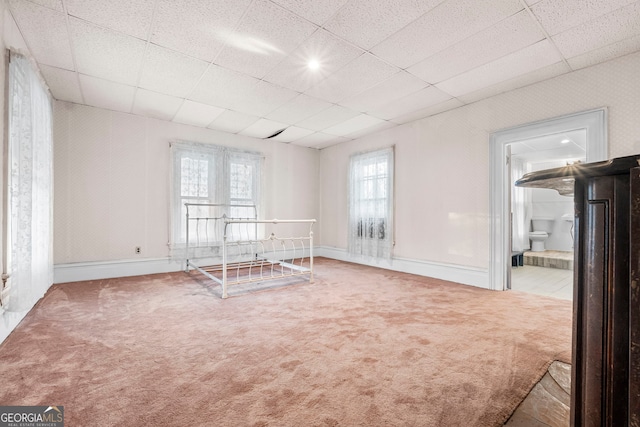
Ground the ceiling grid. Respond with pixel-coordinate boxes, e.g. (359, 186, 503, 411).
(8, 0, 640, 148)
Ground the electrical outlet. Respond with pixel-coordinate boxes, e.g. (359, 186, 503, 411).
(135, 246, 141, 254)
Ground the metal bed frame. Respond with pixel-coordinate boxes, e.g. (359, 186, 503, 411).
(184, 203, 315, 298)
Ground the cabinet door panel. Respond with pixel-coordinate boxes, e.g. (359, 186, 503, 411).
(574, 175, 630, 426)
(582, 197, 608, 426)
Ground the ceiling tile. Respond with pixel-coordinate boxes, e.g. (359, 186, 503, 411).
(346, 121, 396, 139)
(26, 0, 64, 11)
(214, 0, 318, 78)
(323, 114, 387, 136)
(435, 39, 563, 97)
(8, 0, 74, 69)
(371, 0, 524, 68)
(270, 0, 349, 25)
(271, 126, 315, 143)
(457, 61, 570, 104)
(173, 100, 225, 127)
(152, 0, 252, 62)
(13, 0, 636, 141)
(65, 0, 156, 40)
(531, 0, 636, 36)
(389, 98, 465, 124)
(231, 80, 299, 117)
(551, 2, 640, 58)
(295, 104, 360, 131)
(407, 10, 544, 84)
(511, 130, 587, 162)
(341, 71, 429, 112)
(79, 74, 135, 113)
(240, 118, 288, 139)
(188, 64, 259, 110)
(370, 86, 453, 120)
(138, 44, 209, 98)
(512, 146, 586, 163)
(515, 130, 586, 152)
(265, 94, 332, 124)
(213, 43, 283, 81)
(132, 88, 183, 121)
(263, 29, 363, 92)
(69, 17, 147, 86)
(4, 8, 30, 52)
(304, 53, 399, 103)
(292, 132, 350, 149)
(567, 33, 640, 70)
(323, 0, 444, 49)
(40, 65, 83, 103)
(208, 110, 259, 134)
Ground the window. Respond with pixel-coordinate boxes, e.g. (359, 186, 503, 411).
(171, 142, 261, 248)
(348, 147, 394, 259)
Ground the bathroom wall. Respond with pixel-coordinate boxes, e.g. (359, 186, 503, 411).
(529, 161, 575, 252)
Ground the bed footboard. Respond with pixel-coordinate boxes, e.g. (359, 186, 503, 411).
(184, 204, 315, 298)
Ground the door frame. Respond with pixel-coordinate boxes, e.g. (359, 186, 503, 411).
(488, 108, 608, 291)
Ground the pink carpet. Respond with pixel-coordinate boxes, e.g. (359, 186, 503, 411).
(0, 258, 572, 426)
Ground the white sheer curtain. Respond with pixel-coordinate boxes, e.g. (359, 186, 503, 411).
(348, 147, 394, 260)
(171, 142, 223, 250)
(169, 141, 261, 257)
(511, 157, 531, 253)
(3, 53, 53, 312)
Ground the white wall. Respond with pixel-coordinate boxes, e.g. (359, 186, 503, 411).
(319, 51, 640, 287)
(53, 102, 319, 278)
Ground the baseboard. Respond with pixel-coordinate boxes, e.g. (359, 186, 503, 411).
(54, 249, 490, 290)
(54, 248, 316, 284)
(315, 246, 489, 289)
(54, 257, 183, 283)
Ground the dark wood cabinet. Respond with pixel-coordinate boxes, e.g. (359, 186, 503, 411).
(516, 155, 640, 426)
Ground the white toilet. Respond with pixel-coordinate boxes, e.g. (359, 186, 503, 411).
(529, 217, 554, 252)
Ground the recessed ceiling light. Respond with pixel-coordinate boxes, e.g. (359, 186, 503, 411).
(308, 59, 320, 70)
(561, 138, 571, 144)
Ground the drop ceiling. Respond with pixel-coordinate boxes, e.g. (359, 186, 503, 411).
(7, 0, 640, 149)
(511, 128, 587, 164)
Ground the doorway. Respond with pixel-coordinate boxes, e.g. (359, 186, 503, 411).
(489, 109, 608, 291)
(508, 130, 586, 299)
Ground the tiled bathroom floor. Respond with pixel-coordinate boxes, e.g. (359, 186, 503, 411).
(510, 264, 573, 300)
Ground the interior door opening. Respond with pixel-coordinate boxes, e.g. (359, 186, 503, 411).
(507, 130, 586, 299)
(489, 108, 607, 292)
